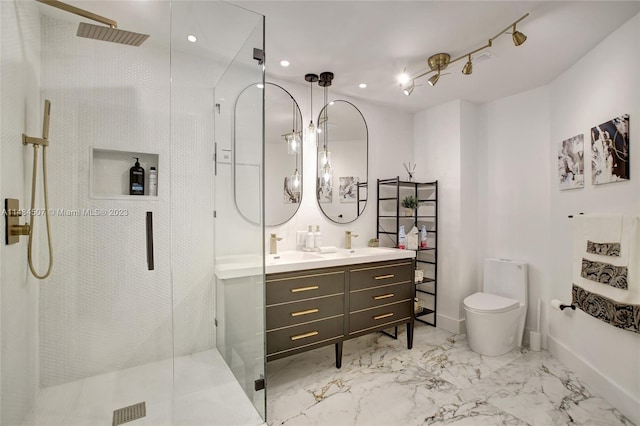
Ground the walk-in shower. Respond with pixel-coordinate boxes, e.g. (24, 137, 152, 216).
(1, 1, 265, 425)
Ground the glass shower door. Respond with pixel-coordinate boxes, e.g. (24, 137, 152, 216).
(213, 9, 267, 421)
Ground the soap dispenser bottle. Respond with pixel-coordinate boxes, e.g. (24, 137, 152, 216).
(305, 225, 315, 250)
(398, 225, 406, 250)
(130, 157, 145, 195)
(314, 225, 322, 249)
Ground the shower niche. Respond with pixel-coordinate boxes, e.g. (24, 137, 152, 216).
(90, 147, 159, 199)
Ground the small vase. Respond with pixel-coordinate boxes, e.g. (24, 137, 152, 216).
(404, 208, 415, 217)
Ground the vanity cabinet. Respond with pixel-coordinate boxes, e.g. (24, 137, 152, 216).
(266, 259, 414, 368)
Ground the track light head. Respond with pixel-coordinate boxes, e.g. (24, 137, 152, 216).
(428, 72, 440, 87)
(403, 81, 415, 96)
(462, 55, 473, 75)
(512, 24, 527, 46)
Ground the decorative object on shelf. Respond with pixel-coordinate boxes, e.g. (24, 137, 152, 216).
(399, 13, 529, 95)
(415, 269, 424, 283)
(558, 134, 584, 190)
(403, 161, 416, 182)
(591, 114, 629, 185)
(368, 238, 379, 247)
(401, 195, 418, 216)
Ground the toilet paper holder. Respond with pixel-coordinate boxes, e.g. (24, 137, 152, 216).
(560, 303, 576, 311)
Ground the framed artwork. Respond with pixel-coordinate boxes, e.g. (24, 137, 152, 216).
(317, 175, 332, 203)
(591, 114, 629, 184)
(283, 177, 300, 204)
(558, 134, 584, 190)
(339, 176, 358, 203)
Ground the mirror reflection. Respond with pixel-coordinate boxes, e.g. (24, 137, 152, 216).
(316, 100, 368, 223)
(234, 83, 303, 226)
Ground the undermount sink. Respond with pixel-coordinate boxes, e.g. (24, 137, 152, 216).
(318, 247, 399, 258)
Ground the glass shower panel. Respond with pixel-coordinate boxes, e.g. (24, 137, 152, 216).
(171, 1, 265, 424)
(213, 9, 266, 421)
(1, 1, 175, 425)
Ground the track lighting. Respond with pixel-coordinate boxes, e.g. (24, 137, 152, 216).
(462, 55, 473, 75)
(403, 80, 415, 96)
(512, 24, 527, 46)
(399, 13, 529, 94)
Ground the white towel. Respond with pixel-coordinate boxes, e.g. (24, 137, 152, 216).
(318, 246, 337, 253)
(573, 215, 639, 305)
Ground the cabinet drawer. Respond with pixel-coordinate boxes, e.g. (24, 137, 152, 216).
(349, 261, 413, 291)
(266, 270, 345, 305)
(266, 294, 344, 331)
(349, 282, 411, 312)
(349, 301, 411, 335)
(267, 315, 344, 356)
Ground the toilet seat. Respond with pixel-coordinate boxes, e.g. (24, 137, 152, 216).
(463, 292, 519, 314)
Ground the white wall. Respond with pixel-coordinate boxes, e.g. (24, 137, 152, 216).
(0, 1, 42, 424)
(266, 77, 414, 252)
(546, 13, 640, 423)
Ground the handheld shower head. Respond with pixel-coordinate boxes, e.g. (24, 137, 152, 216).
(42, 100, 51, 140)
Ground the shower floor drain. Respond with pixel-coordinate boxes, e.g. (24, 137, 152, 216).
(112, 401, 146, 426)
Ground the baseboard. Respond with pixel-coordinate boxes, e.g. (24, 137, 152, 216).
(436, 313, 465, 335)
(547, 334, 640, 425)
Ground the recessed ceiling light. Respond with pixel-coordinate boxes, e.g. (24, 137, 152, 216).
(359, 83, 367, 89)
(280, 60, 290, 67)
(187, 34, 197, 43)
(398, 72, 410, 85)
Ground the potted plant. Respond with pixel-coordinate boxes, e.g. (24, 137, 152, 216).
(401, 195, 418, 216)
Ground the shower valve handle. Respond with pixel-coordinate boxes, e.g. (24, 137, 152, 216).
(11, 224, 31, 236)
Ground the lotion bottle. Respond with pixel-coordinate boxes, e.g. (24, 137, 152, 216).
(305, 225, 314, 250)
(398, 225, 406, 250)
(130, 157, 144, 195)
(314, 225, 322, 249)
(420, 225, 427, 249)
(148, 166, 157, 196)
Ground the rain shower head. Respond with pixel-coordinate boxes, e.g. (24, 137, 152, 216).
(37, 0, 149, 46)
(77, 23, 149, 47)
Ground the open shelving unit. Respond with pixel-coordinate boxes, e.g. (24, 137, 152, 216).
(377, 177, 438, 327)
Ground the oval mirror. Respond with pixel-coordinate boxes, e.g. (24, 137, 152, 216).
(234, 83, 303, 226)
(316, 100, 368, 223)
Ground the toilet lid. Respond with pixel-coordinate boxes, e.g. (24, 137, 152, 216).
(463, 292, 520, 314)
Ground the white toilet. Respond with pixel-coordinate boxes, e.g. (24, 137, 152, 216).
(463, 258, 528, 356)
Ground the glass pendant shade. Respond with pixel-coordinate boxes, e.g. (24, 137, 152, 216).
(320, 147, 331, 167)
(286, 132, 300, 154)
(290, 169, 301, 189)
(304, 121, 316, 144)
(322, 163, 331, 182)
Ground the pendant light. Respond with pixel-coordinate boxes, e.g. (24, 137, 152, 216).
(304, 73, 318, 144)
(286, 99, 300, 154)
(319, 72, 334, 182)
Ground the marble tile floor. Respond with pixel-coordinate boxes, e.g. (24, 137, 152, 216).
(267, 324, 634, 426)
(22, 349, 263, 426)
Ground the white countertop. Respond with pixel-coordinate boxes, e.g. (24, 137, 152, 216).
(214, 247, 416, 280)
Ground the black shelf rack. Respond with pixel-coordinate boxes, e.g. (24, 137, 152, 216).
(377, 177, 438, 327)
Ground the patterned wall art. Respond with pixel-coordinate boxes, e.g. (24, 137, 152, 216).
(591, 114, 630, 184)
(339, 176, 358, 203)
(558, 134, 585, 190)
(317, 175, 333, 203)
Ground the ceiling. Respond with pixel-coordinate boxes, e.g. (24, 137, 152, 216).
(233, 1, 640, 112)
(36, 1, 640, 113)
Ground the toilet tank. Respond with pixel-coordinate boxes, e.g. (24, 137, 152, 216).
(483, 258, 528, 304)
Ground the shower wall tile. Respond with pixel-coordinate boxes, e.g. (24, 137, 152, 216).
(0, 1, 42, 424)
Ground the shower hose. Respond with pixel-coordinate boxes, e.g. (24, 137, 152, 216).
(27, 144, 53, 279)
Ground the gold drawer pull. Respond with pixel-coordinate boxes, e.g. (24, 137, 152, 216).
(374, 274, 394, 280)
(373, 293, 394, 300)
(290, 331, 319, 341)
(291, 285, 319, 293)
(291, 308, 319, 317)
(373, 313, 394, 320)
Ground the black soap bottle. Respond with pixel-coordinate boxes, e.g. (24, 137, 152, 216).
(130, 157, 145, 195)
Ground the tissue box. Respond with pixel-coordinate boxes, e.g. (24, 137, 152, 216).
(406, 233, 418, 250)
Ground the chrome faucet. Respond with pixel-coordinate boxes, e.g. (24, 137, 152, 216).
(345, 231, 359, 249)
(269, 233, 283, 254)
